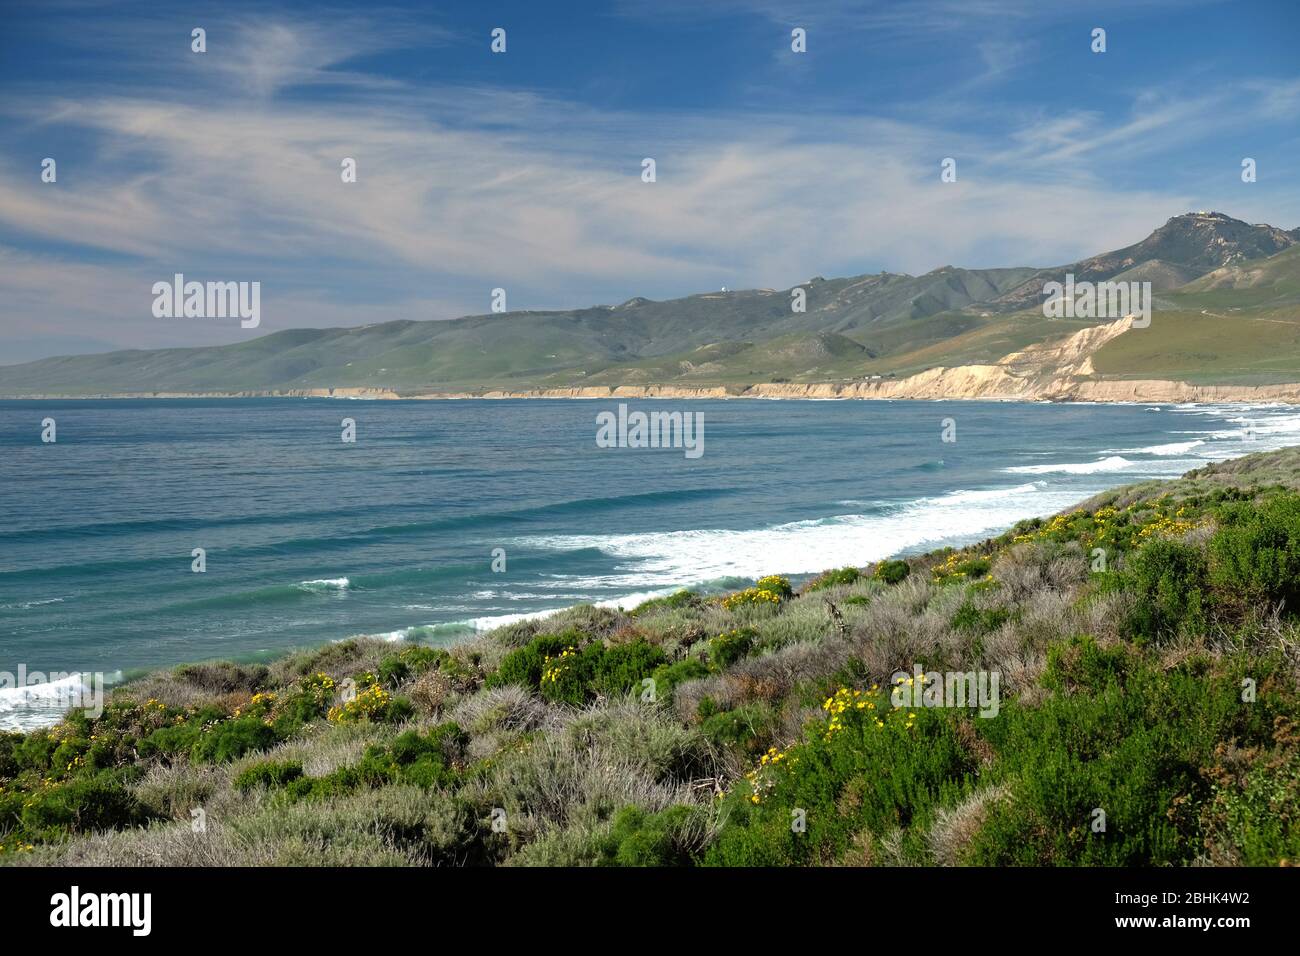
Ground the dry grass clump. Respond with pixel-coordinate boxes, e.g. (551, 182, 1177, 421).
(408, 668, 458, 715)
(630, 602, 733, 648)
(230, 784, 470, 866)
(1072, 588, 1133, 645)
(465, 699, 714, 841)
(990, 540, 1089, 602)
(537, 604, 629, 641)
(17, 816, 270, 867)
(451, 684, 553, 736)
(673, 636, 854, 719)
(748, 593, 864, 652)
(467, 738, 688, 838)
(852, 579, 961, 676)
(117, 660, 271, 710)
(487, 618, 546, 648)
(130, 762, 229, 822)
(561, 699, 719, 782)
(31, 782, 474, 867)
(239, 718, 395, 777)
(927, 784, 1010, 866)
(268, 637, 393, 684)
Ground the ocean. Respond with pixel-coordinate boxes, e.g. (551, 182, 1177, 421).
(2, 397, 1297, 729)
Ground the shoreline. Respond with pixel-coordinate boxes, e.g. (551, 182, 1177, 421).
(5, 378, 1300, 404)
(8, 444, 1299, 867)
(5, 436, 1289, 732)
(5, 390, 1294, 733)
(7, 320, 1300, 404)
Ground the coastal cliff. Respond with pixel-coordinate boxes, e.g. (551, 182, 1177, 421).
(426, 318, 1300, 403)
(9, 319, 1300, 404)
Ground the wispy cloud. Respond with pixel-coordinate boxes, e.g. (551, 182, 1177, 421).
(0, 1, 1296, 362)
(614, 0, 1222, 36)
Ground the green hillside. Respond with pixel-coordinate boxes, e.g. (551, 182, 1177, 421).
(1092, 312, 1300, 384)
(1090, 245, 1300, 385)
(2, 212, 1298, 395)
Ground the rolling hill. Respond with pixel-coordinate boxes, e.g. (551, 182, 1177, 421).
(2, 211, 1299, 398)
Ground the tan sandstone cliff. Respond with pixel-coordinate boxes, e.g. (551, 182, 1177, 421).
(422, 318, 1300, 404)
(13, 319, 1300, 404)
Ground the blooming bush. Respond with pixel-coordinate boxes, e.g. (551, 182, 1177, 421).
(704, 685, 973, 866)
(487, 631, 666, 705)
(327, 681, 412, 724)
(872, 559, 910, 584)
(722, 587, 782, 611)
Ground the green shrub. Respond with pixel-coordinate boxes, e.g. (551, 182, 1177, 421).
(804, 567, 862, 592)
(277, 723, 469, 803)
(325, 681, 413, 724)
(1122, 537, 1209, 640)
(698, 701, 780, 758)
(487, 633, 572, 690)
(708, 628, 756, 669)
(1209, 495, 1300, 612)
(377, 645, 449, 687)
(539, 640, 667, 706)
(1042, 636, 1134, 694)
(271, 672, 339, 729)
(722, 587, 783, 611)
(649, 658, 710, 701)
(603, 804, 712, 866)
(488, 632, 666, 706)
(12, 730, 65, 774)
(932, 551, 993, 584)
(0, 731, 21, 779)
(705, 696, 975, 866)
(591, 641, 669, 699)
(873, 559, 910, 584)
(16, 769, 151, 842)
(191, 716, 280, 764)
(137, 707, 226, 759)
(631, 590, 699, 615)
(755, 576, 794, 599)
(967, 651, 1287, 865)
(950, 600, 1012, 635)
(374, 723, 467, 788)
(234, 759, 304, 792)
(1199, 744, 1300, 865)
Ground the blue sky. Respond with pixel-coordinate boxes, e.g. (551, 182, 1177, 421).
(1, 0, 1298, 362)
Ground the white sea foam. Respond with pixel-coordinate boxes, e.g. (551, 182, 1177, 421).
(298, 577, 350, 591)
(362, 584, 693, 643)
(1004, 455, 1133, 475)
(0, 671, 90, 707)
(0, 672, 117, 732)
(0, 597, 66, 610)
(519, 481, 1080, 582)
(1117, 439, 1206, 456)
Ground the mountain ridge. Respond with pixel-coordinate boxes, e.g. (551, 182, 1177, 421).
(3, 211, 1299, 398)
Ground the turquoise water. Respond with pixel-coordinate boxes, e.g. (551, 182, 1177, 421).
(1, 397, 1296, 727)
